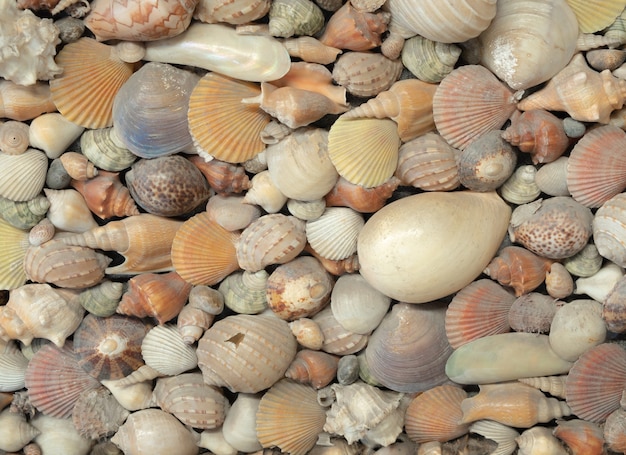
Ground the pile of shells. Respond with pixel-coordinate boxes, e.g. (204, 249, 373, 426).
(5, 0, 626, 454)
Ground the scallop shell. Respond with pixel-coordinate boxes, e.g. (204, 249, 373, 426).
(71, 387, 130, 440)
(197, 313, 297, 393)
(71, 171, 140, 221)
(433, 65, 520, 150)
(332, 51, 403, 98)
(312, 306, 369, 355)
(193, 0, 270, 24)
(171, 211, 241, 286)
(141, 324, 198, 376)
(0, 217, 30, 290)
(0, 340, 29, 392)
(0, 120, 29, 156)
(404, 385, 469, 443)
(0, 149, 48, 202)
(469, 420, 519, 455)
(188, 72, 270, 164)
(268, 0, 325, 38)
(49, 38, 135, 129)
(605, 408, 626, 453)
(603, 275, 626, 333)
(566, 0, 626, 33)
(219, 270, 268, 315)
(401, 35, 461, 84)
(80, 127, 137, 172)
(112, 62, 200, 159)
(318, 1, 389, 51)
(593, 193, 626, 267)
(305, 208, 364, 261)
(565, 342, 626, 422)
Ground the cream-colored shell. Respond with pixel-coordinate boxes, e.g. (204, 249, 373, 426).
(141, 324, 198, 376)
(80, 127, 137, 172)
(305, 207, 364, 261)
(44, 188, 98, 233)
(0, 408, 40, 452)
(548, 299, 606, 361)
(0, 340, 29, 392)
(218, 270, 269, 315)
(594, 193, 626, 266)
(0, 149, 48, 202)
(242, 170, 288, 213)
(574, 262, 625, 302)
(28, 113, 84, 160)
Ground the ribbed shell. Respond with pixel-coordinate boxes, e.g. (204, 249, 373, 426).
(188, 72, 270, 163)
(305, 207, 364, 261)
(197, 313, 297, 393)
(80, 127, 137, 172)
(49, 38, 135, 129)
(566, 0, 626, 33)
(312, 306, 369, 355)
(79, 280, 124, 317)
(0, 120, 29, 156)
(71, 387, 130, 440)
(401, 35, 461, 83)
(268, 0, 325, 38)
(141, 324, 198, 376)
(594, 193, 626, 266)
(0, 340, 29, 392)
(0, 149, 48, 202)
(219, 270, 269, 315)
(194, 0, 270, 24)
(0, 217, 29, 290)
(332, 51, 403, 97)
(256, 379, 327, 455)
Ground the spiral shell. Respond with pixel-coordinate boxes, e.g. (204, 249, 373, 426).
(0, 408, 40, 452)
(71, 171, 140, 221)
(0, 121, 29, 156)
(0, 80, 56, 122)
(189, 156, 252, 194)
(284, 349, 339, 389)
(219, 270, 268, 315)
(268, 0, 325, 38)
(318, 1, 389, 51)
(0, 196, 49, 231)
(332, 51, 403, 98)
(535, 156, 571, 197)
(44, 188, 99, 233)
(312, 306, 369, 355)
(79, 280, 124, 317)
(177, 285, 223, 344)
(242, 170, 288, 213)
(500, 164, 541, 205)
(80, 127, 137, 172)
(401, 35, 461, 84)
(193, 0, 270, 24)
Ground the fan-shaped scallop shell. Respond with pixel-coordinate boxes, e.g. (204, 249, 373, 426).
(49, 38, 135, 129)
(405, 385, 469, 443)
(332, 51, 403, 98)
(305, 207, 364, 261)
(567, 125, 626, 208)
(433, 65, 520, 150)
(566, 0, 626, 33)
(593, 193, 626, 267)
(24, 342, 101, 418)
(73, 313, 151, 381)
(0, 340, 29, 392)
(71, 387, 130, 440)
(328, 117, 400, 188)
(0, 149, 48, 202)
(197, 313, 297, 393)
(171, 211, 241, 286)
(0, 217, 30, 290)
(80, 127, 137, 172)
(256, 379, 327, 455)
(312, 306, 369, 355)
(141, 324, 198, 376)
(188, 73, 270, 163)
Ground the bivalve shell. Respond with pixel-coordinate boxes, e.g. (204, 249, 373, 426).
(593, 192, 626, 267)
(0, 149, 48, 202)
(0, 340, 29, 392)
(140, 325, 198, 378)
(306, 208, 364, 261)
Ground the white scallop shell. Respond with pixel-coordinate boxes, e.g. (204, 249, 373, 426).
(305, 207, 364, 261)
(0, 340, 29, 392)
(0, 149, 48, 201)
(141, 324, 198, 376)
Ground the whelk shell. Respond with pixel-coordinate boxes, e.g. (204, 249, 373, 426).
(59, 151, 98, 181)
(318, 1, 389, 51)
(516, 426, 569, 455)
(177, 284, 224, 344)
(44, 188, 99, 233)
(70, 170, 140, 220)
(78, 279, 124, 317)
(284, 349, 339, 389)
(268, 0, 325, 38)
(189, 155, 252, 194)
(219, 269, 268, 315)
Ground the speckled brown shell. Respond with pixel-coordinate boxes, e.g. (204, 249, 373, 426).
(332, 51, 403, 97)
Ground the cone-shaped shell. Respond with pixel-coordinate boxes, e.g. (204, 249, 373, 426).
(188, 73, 270, 163)
(219, 269, 268, 315)
(566, 0, 626, 33)
(79, 280, 124, 317)
(519, 375, 567, 399)
(284, 349, 339, 389)
(358, 191, 511, 303)
(0, 217, 30, 290)
(433, 65, 520, 150)
(197, 313, 297, 393)
(44, 188, 99, 234)
(49, 38, 135, 129)
(0, 120, 29, 156)
(256, 379, 327, 455)
(0, 149, 48, 202)
(59, 152, 98, 181)
(141, 324, 198, 376)
(469, 420, 519, 455)
(71, 171, 140, 220)
(171, 211, 241, 286)
(0, 408, 40, 452)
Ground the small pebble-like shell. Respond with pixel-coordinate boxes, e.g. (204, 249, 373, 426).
(0, 149, 48, 202)
(535, 156, 570, 197)
(44, 188, 98, 233)
(0, 121, 29, 155)
(80, 127, 137, 172)
(588, 48, 626, 72)
(206, 194, 260, 231)
(71, 387, 130, 440)
(219, 270, 268, 315)
(545, 262, 575, 299)
(593, 192, 626, 266)
(500, 165, 541, 205)
(141, 324, 198, 376)
(268, 0, 325, 38)
(79, 280, 124, 317)
(332, 51, 403, 98)
(401, 35, 461, 83)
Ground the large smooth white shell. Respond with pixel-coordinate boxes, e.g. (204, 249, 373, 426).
(144, 22, 291, 82)
(357, 191, 511, 303)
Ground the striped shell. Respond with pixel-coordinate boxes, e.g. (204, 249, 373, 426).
(0, 149, 48, 202)
(79, 127, 137, 172)
(0, 340, 29, 392)
(141, 324, 198, 376)
(332, 51, 403, 97)
(312, 306, 369, 355)
(566, 0, 626, 33)
(0, 217, 30, 290)
(305, 207, 364, 261)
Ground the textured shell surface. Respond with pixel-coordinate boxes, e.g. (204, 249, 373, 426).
(141, 324, 198, 376)
(593, 193, 626, 267)
(306, 207, 364, 261)
(193, 0, 270, 24)
(268, 0, 325, 38)
(44, 188, 99, 234)
(0, 149, 48, 202)
(0, 196, 49, 231)
(71, 170, 140, 221)
(79, 280, 124, 317)
(80, 127, 137, 172)
(284, 349, 339, 389)
(332, 51, 403, 98)
(499, 164, 541, 205)
(71, 387, 130, 440)
(0, 340, 29, 392)
(219, 269, 268, 315)
(0, 120, 29, 156)
(401, 35, 461, 84)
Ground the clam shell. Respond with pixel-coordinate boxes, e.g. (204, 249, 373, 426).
(566, 0, 626, 33)
(256, 379, 327, 455)
(80, 127, 137, 172)
(206, 194, 260, 231)
(593, 192, 626, 266)
(469, 420, 520, 455)
(0, 217, 30, 290)
(0, 340, 29, 392)
(306, 207, 364, 261)
(71, 387, 130, 440)
(312, 306, 369, 355)
(171, 211, 241, 286)
(49, 38, 135, 129)
(188, 72, 270, 164)
(141, 324, 198, 376)
(0, 149, 48, 202)
(332, 51, 403, 97)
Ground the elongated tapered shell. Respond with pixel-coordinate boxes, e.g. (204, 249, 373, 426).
(49, 38, 135, 129)
(0, 149, 48, 202)
(282, 36, 342, 65)
(188, 73, 270, 163)
(0, 217, 30, 290)
(171, 211, 241, 286)
(519, 375, 567, 399)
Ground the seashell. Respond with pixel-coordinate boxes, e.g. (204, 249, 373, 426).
(469, 420, 519, 455)
(49, 38, 135, 129)
(154, 372, 229, 429)
(111, 408, 200, 455)
(565, 342, 626, 422)
(71, 171, 140, 221)
(365, 301, 452, 393)
(566, 0, 626, 33)
(483, 245, 554, 297)
(59, 213, 183, 275)
(0, 195, 49, 231)
(575, 262, 624, 301)
(59, 152, 97, 182)
(0, 149, 48, 202)
(25, 342, 101, 418)
(401, 35, 461, 84)
(516, 426, 568, 455)
(71, 387, 129, 440)
(603, 274, 626, 332)
(80, 127, 137, 172)
(289, 317, 324, 350)
(587, 48, 626, 72)
(445, 332, 574, 385)
(0, 340, 29, 392)
(545, 262, 575, 299)
(287, 198, 326, 221)
(100, 376, 156, 412)
(236, 213, 306, 272)
(189, 156, 251, 194)
(330, 272, 390, 335)
(332, 51, 403, 98)
(404, 385, 469, 443)
(500, 165, 541, 205)
(197, 313, 297, 393)
(358, 191, 511, 303)
(24, 240, 111, 289)
(265, 127, 339, 201)
(206, 194, 260, 232)
(433, 65, 521, 151)
(342, 79, 437, 142)
(457, 130, 517, 192)
(73, 313, 150, 381)
(535, 156, 570, 197)
(112, 41, 146, 64)
(0, 120, 29, 156)
(25, 112, 79, 160)
(141, 324, 198, 376)
(385, 0, 496, 44)
(0, 80, 56, 121)
(325, 176, 400, 213)
(519, 53, 626, 123)
(519, 375, 568, 399)
(306, 246, 360, 277)
(84, 0, 198, 41)
(113, 62, 199, 159)
(305, 208, 364, 261)
(605, 408, 626, 453)
(318, 1, 389, 51)
(508, 292, 559, 333)
(593, 192, 626, 267)
(219, 393, 262, 453)
(79, 280, 124, 317)
(55, 16, 86, 43)
(328, 117, 400, 188)
(242, 170, 288, 213)
(268, 0, 325, 38)
(285, 349, 339, 389)
(31, 413, 93, 455)
(0, 408, 40, 452)
(256, 379, 327, 455)
(549, 299, 606, 361)
(312, 306, 369, 355)
(219, 270, 268, 315)
(193, 0, 270, 24)
(171, 211, 241, 286)
(177, 285, 224, 344)
(189, 73, 269, 164)
(0, 218, 30, 290)
(553, 418, 604, 455)
(509, 196, 594, 260)
(445, 278, 515, 349)
(144, 22, 290, 82)
(459, 381, 572, 428)
(44, 188, 98, 234)
(282, 36, 342, 65)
